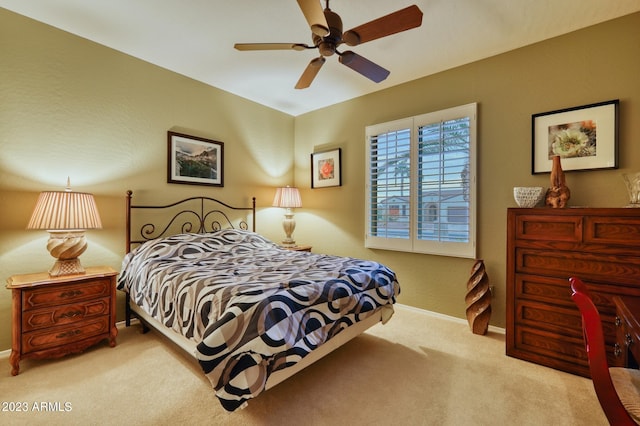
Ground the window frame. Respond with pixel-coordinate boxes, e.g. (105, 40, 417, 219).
(364, 103, 477, 258)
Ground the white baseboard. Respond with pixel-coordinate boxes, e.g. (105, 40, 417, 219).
(395, 303, 505, 334)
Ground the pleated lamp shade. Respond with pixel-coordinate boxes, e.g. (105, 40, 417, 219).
(27, 191, 102, 230)
(27, 188, 102, 276)
(272, 186, 302, 208)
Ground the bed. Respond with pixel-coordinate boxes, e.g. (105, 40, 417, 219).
(117, 191, 400, 411)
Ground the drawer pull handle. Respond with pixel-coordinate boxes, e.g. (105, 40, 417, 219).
(626, 333, 634, 347)
(60, 290, 83, 298)
(614, 343, 622, 357)
(56, 330, 81, 339)
(59, 311, 83, 318)
(615, 316, 622, 327)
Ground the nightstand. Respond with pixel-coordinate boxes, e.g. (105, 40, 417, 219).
(6, 266, 118, 376)
(281, 245, 312, 252)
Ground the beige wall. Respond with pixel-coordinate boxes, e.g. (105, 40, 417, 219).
(0, 9, 293, 350)
(1, 8, 639, 351)
(293, 12, 640, 328)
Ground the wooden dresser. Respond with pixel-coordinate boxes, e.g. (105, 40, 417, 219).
(506, 208, 640, 377)
(6, 266, 118, 375)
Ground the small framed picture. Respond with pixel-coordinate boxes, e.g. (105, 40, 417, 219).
(531, 99, 619, 174)
(311, 148, 342, 188)
(168, 131, 224, 186)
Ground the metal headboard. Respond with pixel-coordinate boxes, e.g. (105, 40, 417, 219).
(125, 190, 256, 253)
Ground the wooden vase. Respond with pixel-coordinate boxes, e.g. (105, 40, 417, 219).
(465, 259, 491, 335)
(545, 155, 570, 208)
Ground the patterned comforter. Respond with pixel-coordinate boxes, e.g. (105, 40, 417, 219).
(117, 229, 400, 411)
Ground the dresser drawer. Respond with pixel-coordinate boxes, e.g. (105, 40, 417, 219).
(514, 325, 587, 363)
(21, 316, 111, 354)
(585, 216, 640, 246)
(515, 274, 573, 306)
(515, 299, 583, 336)
(514, 214, 582, 242)
(515, 248, 640, 285)
(22, 279, 111, 310)
(511, 325, 589, 376)
(22, 298, 110, 332)
(515, 274, 617, 314)
(512, 323, 620, 376)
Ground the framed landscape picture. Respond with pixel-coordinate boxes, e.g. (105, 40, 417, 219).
(311, 148, 342, 188)
(168, 131, 224, 186)
(531, 99, 619, 174)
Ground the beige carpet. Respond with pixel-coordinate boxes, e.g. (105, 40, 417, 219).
(0, 305, 607, 425)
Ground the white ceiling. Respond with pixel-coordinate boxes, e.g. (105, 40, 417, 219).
(2, 0, 640, 116)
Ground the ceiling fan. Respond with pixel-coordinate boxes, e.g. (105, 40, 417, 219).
(234, 0, 423, 89)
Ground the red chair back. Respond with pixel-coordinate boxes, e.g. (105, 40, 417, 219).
(570, 277, 636, 425)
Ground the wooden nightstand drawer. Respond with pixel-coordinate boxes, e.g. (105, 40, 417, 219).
(22, 279, 111, 310)
(22, 298, 111, 332)
(281, 245, 312, 252)
(22, 316, 111, 354)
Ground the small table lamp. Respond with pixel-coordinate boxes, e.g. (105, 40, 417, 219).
(27, 180, 102, 276)
(272, 186, 302, 247)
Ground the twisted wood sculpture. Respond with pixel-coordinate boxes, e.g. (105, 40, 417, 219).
(465, 259, 492, 335)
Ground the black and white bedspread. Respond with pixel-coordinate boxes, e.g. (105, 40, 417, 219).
(117, 229, 400, 411)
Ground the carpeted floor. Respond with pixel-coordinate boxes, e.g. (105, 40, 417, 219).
(0, 305, 607, 425)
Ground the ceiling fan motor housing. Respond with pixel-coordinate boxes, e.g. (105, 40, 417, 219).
(313, 8, 343, 56)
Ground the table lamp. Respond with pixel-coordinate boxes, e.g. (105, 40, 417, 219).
(272, 186, 302, 247)
(27, 179, 102, 276)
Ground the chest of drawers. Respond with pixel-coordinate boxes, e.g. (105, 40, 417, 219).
(6, 266, 118, 375)
(506, 208, 640, 377)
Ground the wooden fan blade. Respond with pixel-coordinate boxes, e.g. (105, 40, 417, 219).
(343, 5, 423, 46)
(295, 57, 326, 89)
(234, 43, 309, 51)
(339, 51, 390, 83)
(297, 0, 330, 37)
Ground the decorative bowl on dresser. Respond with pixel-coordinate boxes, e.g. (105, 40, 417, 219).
(506, 208, 640, 377)
(6, 266, 118, 375)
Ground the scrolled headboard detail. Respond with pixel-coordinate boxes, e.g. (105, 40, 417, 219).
(125, 190, 256, 253)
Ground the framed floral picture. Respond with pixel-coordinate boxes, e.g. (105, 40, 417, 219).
(167, 131, 224, 186)
(531, 99, 619, 174)
(311, 148, 342, 188)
